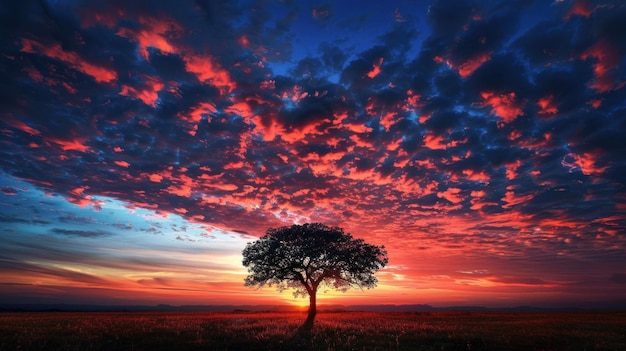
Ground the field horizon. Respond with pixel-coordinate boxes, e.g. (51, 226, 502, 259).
(3, 301, 626, 313)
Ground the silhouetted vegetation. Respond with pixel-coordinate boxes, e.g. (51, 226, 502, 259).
(242, 223, 388, 326)
(1, 311, 625, 350)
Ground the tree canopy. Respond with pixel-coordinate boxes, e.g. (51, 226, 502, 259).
(242, 223, 388, 324)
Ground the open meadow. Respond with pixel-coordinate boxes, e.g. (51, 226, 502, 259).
(0, 310, 625, 350)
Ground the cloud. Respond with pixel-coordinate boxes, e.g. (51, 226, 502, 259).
(1, 186, 19, 195)
(50, 228, 114, 238)
(0, 257, 111, 286)
(491, 277, 551, 286)
(312, 4, 333, 22)
(0, 214, 30, 224)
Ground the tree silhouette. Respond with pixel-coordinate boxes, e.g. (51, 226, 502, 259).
(242, 223, 388, 326)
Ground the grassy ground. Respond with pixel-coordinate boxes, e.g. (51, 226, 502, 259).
(0, 310, 625, 350)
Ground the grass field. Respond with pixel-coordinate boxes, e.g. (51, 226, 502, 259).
(0, 310, 625, 350)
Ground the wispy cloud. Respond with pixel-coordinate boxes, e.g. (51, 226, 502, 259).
(50, 228, 114, 238)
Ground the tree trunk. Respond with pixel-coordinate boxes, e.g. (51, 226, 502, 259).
(305, 290, 317, 325)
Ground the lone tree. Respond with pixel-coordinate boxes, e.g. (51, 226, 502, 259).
(242, 223, 388, 325)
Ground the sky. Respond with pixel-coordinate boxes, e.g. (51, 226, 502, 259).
(1, 0, 625, 309)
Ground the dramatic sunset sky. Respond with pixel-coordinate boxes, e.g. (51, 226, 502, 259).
(1, 0, 625, 308)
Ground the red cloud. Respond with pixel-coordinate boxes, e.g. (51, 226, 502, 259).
(458, 53, 491, 78)
(238, 35, 250, 48)
(166, 184, 192, 197)
(21, 39, 117, 83)
(366, 57, 384, 79)
(438, 188, 464, 204)
(567, 152, 609, 177)
(537, 95, 558, 116)
(5, 119, 41, 136)
(447, 53, 491, 78)
(501, 188, 535, 209)
(581, 40, 622, 93)
(48, 137, 91, 152)
(480, 91, 525, 123)
(564, 0, 592, 19)
(462, 169, 490, 183)
(117, 16, 182, 60)
(119, 75, 164, 107)
(21, 63, 78, 94)
(182, 102, 217, 123)
(149, 174, 163, 183)
(184, 54, 236, 93)
(423, 133, 448, 150)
